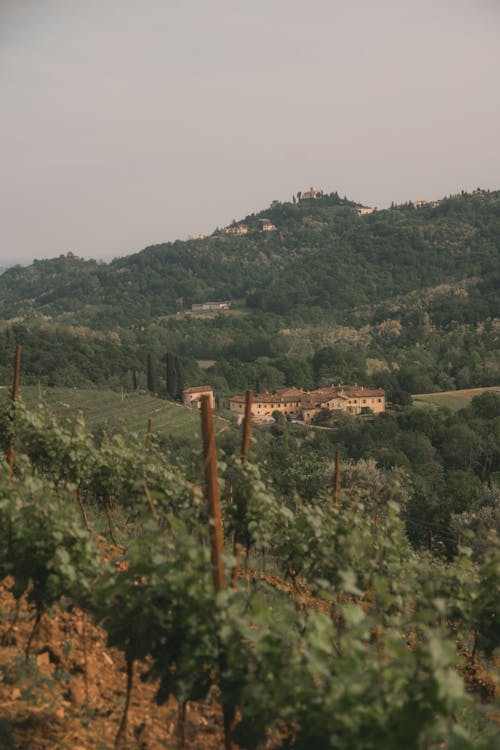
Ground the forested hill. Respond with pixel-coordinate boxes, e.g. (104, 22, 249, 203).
(1, 189, 499, 328)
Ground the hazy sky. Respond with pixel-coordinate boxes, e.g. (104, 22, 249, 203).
(1, 0, 499, 263)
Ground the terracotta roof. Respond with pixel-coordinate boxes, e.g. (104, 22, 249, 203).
(230, 388, 304, 405)
(341, 388, 385, 398)
(183, 386, 213, 394)
(253, 393, 284, 404)
(229, 395, 246, 403)
(230, 386, 384, 407)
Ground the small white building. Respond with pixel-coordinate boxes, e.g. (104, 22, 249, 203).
(182, 386, 215, 409)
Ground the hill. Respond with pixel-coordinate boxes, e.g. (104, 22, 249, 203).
(1, 190, 499, 326)
(0, 189, 498, 399)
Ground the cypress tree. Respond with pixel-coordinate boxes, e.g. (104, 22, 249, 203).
(166, 352, 177, 399)
(147, 353, 156, 393)
(175, 357, 185, 399)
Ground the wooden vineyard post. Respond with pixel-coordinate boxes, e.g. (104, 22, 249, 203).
(145, 417, 153, 452)
(236, 389, 254, 585)
(240, 389, 253, 464)
(457, 532, 462, 558)
(428, 528, 433, 554)
(200, 395, 225, 590)
(6, 345, 21, 483)
(333, 449, 340, 509)
(200, 395, 234, 750)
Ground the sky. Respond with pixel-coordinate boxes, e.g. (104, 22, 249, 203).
(1, 0, 499, 264)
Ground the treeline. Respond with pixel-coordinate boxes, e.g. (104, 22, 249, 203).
(0, 326, 195, 400)
(1, 310, 498, 405)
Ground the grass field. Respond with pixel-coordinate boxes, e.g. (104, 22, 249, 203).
(412, 386, 500, 411)
(3, 386, 229, 443)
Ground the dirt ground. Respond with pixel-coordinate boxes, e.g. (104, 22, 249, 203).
(0, 576, 230, 750)
(0, 569, 497, 749)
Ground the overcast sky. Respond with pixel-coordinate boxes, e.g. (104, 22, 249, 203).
(1, 0, 499, 264)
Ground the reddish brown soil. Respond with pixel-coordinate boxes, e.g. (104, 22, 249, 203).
(1, 570, 497, 749)
(0, 577, 227, 750)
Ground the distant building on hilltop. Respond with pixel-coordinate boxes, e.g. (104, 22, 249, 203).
(222, 224, 249, 235)
(229, 386, 385, 423)
(259, 218, 276, 231)
(182, 385, 215, 409)
(191, 301, 231, 312)
(302, 186, 319, 200)
(354, 206, 375, 216)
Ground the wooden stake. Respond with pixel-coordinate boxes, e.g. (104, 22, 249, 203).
(115, 658, 134, 749)
(75, 487, 91, 532)
(428, 528, 433, 554)
(200, 395, 234, 749)
(200, 395, 225, 590)
(145, 417, 152, 451)
(12, 345, 21, 401)
(240, 389, 253, 464)
(7, 345, 21, 483)
(333, 449, 340, 509)
(457, 533, 461, 558)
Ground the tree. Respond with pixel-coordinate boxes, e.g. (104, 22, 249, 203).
(147, 353, 156, 393)
(166, 352, 177, 399)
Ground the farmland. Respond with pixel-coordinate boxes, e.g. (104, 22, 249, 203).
(1, 385, 229, 442)
(412, 386, 500, 411)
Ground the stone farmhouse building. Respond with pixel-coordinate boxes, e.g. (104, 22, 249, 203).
(259, 218, 276, 231)
(191, 301, 231, 312)
(229, 386, 385, 423)
(222, 224, 249, 235)
(182, 386, 215, 409)
(302, 186, 320, 200)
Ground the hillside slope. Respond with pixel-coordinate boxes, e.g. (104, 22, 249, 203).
(1, 190, 499, 327)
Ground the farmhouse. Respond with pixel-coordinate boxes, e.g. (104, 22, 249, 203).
(222, 224, 249, 235)
(259, 218, 276, 231)
(302, 186, 319, 200)
(182, 385, 215, 409)
(229, 386, 385, 423)
(354, 206, 375, 216)
(229, 388, 304, 421)
(191, 301, 231, 312)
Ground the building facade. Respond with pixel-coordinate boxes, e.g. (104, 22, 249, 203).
(182, 386, 215, 409)
(191, 301, 230, 312)
(229, 386, 385, 423)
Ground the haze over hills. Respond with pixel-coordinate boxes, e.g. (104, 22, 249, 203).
(0, 188, 498, 399)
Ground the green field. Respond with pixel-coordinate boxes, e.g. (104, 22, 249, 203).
(412, 386, 500, 411)
(2, 386, 229, 443)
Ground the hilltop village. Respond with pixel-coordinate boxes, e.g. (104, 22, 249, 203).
(183, 385, 386, 423)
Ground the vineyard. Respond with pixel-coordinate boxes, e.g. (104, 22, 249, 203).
(0, 351, 499, 749)
(2, 386, 229, 444)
